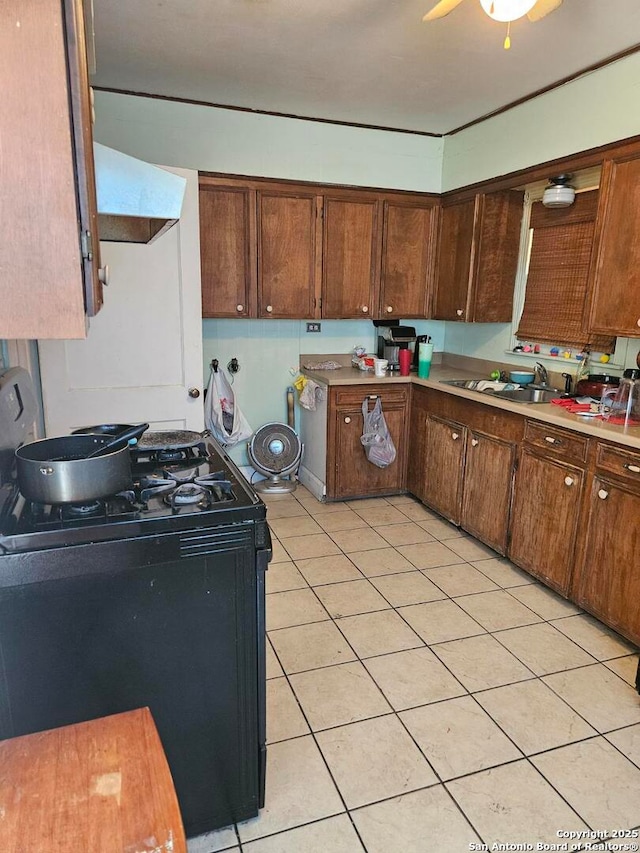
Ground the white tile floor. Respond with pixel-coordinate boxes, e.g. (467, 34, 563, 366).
(188, 487, 640, 853)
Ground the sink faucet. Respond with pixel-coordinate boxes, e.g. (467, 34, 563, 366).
(535, 362, 550, 387)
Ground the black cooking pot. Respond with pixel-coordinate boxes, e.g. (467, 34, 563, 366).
(16, 424, 148, 504)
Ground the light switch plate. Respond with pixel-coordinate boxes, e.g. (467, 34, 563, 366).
(306, 322, 321, 333)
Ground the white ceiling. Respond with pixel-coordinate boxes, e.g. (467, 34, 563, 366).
(92, 0, 640, 135)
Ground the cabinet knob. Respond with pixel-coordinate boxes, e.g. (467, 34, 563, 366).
(452, 432, 459, 441)
(564, 476, 574, 487)
(188, 388, 201, 399)
(98, 265, 110, 287)
(544, 436, 562, 446)
(598, 489, 609, 500)
(266, 305, 273, 313)
(623, 463, 640, 474)
(456, 309, 464, 317)
(362, 306, 369, 314)
(236, 304, 244, 313)
(471, 438, 479, 447)
(344, 416, 351, 424)
(637, 318, 640, 328)
(386, 306, 393, 313)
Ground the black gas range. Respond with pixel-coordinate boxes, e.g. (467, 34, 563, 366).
(0, 368, 270, 837)
(0, 436, 263, 553)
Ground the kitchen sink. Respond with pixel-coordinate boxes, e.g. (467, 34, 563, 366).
(492, 387, 559, 404)
(439, 379, 489, 390)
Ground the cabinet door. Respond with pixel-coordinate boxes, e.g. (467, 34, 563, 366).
(432, 198, 477, 321)
(588, 156, 640, 336)
(322, 196, 380, 319)
(331, 399, 407, 500)
(509, 450, 584, 594)
(257, 191, 321, 319)
(462, 432, 515, 554)
(423, 416, 466, 524)
(1, 0, 90, 339)
(471, 191, 523, 323)
(379, 201, 437, 319)
(575, 478, 640, 644)
(199, 185, 256, 318)
(406, 389, 430, 503)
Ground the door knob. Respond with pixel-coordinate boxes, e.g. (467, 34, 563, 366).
(188, 388, 201, 398)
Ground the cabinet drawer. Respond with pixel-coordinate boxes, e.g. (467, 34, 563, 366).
(595, 443, 640, 486)
(332, 385, 409, 408)
(524, 420, 588, 464)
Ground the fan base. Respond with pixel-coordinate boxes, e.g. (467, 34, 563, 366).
(254, 477, 297, 495)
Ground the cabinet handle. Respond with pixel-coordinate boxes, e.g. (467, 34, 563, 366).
(386, 306, 393, 313)
(623, 463, 640, 474)
(452, 432, 459, 441)
(344, 417, 351, 424)
(564, 476, 574, 487)
(598, 489, 609, 500)
(544, 436, 563, 446)
(471, 438, 479, 447)
(456, 309, 464, 317)
(236, 304, 244, 313)
(362, 306, 369, 313)
(266, 305, 273, 313)
(98, 265, 109, 287)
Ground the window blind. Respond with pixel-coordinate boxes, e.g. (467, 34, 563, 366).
(516, 190, 615, 353)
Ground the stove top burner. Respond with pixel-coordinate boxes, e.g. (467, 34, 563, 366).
(65, 501, 102, 517)
(138, 468, 234, 509)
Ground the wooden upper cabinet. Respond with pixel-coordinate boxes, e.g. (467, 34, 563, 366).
(379, 200, 438, 319)
(199, 184, 256, 318)
(322, 196, 380, 319)
(1, 0, 100, 339)
(433, 198, 477, 321)
(433, 190, 523, 323)
(588, 155, 640, 337)
(257, 191, 321, 319)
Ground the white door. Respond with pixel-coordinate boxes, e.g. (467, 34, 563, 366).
(38, 167, 204, 436)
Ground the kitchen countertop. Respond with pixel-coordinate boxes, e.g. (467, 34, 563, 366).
(301, 361, 640, 452)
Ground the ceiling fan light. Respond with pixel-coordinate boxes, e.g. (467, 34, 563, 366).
(479, 0, 537, 22)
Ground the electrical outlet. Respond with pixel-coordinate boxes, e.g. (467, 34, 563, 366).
(306, 322, 321, 333)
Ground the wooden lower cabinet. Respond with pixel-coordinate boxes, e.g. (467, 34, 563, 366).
(575, 476, 640, 644)
(462, 432, 515, 554)
(509, 449, 584, 594)
(422, 416, 466, 523)
(327, 386, 408, 500)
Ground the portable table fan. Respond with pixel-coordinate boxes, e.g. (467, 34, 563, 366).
(248, 423, 303, 494)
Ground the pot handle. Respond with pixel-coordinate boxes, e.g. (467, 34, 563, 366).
(86, 423, 149, 458)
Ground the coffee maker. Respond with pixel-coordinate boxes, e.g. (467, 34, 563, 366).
(374, 322, 416, 371)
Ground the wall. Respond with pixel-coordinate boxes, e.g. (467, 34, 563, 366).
(94, 91, 444, 192)
(442, 51, 640, 190)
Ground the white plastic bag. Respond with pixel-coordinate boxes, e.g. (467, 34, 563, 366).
(205, 366, 253, 448)
(360, 397, 397, 469)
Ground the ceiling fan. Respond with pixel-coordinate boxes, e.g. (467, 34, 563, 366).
(423, 0, 564, 48)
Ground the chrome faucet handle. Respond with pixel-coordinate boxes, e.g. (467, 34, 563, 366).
(535, 362, 549, 386)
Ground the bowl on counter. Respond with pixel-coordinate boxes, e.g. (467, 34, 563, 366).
(508, 370, 536, 386)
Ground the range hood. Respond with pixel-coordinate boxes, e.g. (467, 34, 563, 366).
(94, 143, 187, 244)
